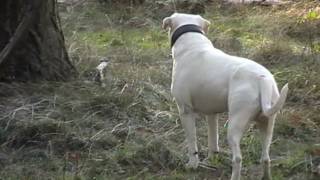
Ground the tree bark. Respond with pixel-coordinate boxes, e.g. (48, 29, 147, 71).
(0, 0, 76, 82)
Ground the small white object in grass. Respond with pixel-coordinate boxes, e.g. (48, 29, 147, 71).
(96, 59, 109, 71)
(96, 58, 110, 87)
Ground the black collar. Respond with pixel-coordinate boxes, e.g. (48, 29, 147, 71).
(171, 24, 204, 48)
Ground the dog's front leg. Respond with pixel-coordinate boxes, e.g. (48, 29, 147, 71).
(179, 108, 199, 169)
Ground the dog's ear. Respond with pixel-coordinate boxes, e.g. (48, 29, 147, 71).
(202, 18, 211, 34)
(162, 17, 172, 30)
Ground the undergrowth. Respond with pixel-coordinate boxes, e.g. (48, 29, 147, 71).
(0, 0, 320, 179)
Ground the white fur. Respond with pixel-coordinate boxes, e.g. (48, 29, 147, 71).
(96, 60, 109, 87)
(163, 13, 288, 180)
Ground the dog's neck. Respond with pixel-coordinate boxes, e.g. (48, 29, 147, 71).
(171, 24, 204, 48)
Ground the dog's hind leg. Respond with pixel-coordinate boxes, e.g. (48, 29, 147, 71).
(256, 114, 276, 180)
(178, 105, 199, 169)
(228, 103, 259, 180)
(206, 114, 219, 157)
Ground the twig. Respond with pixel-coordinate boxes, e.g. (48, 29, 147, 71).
(199, 161, 218, 171)
(90, 129, 106, 140)
(111, 123, 124, 133)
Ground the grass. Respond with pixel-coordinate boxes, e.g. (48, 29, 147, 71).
(1, 0, 320, 179)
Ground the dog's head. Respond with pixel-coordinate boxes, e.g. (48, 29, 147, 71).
(162, 13, 211, 35)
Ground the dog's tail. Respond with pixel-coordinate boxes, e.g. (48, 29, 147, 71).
(260, 77, 289, 117)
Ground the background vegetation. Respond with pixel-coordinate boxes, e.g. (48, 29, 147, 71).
(0, 0, 319, 179)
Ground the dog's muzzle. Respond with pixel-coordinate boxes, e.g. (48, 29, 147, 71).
(171, 24, 204, 48)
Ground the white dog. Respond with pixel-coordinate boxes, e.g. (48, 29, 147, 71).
(162, 13, 288, 180)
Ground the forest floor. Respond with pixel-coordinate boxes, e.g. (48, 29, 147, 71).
(1, 0, 320, 179)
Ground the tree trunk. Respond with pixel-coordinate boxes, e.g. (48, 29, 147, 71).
(0, 0, 76, 82)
